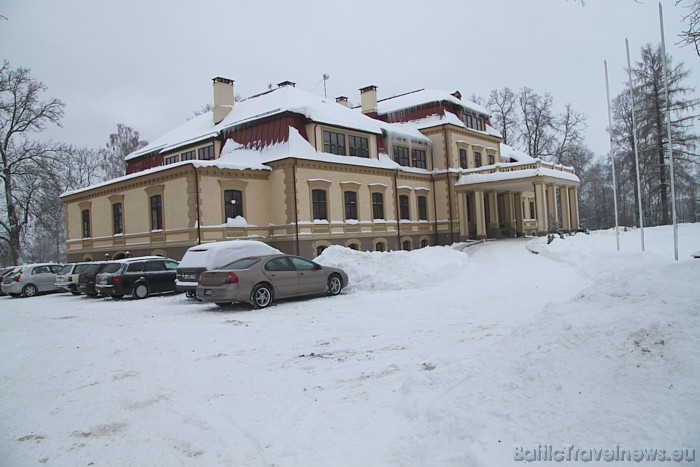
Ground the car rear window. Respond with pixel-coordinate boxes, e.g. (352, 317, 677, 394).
(59, 265, 73, 274)
(102, 263, 124, 273)
(83, 263, 103, 273)
(222, 257, 260, 270)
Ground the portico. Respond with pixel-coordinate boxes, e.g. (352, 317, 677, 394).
(454, 160, 580, 239)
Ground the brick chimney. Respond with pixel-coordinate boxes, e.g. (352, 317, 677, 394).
(360, 85, 378, 117)
(335, 96, 349, 107)
(212, 77, 234, 124)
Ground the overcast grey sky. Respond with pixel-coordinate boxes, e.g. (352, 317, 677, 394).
(2, 0, 698, 159)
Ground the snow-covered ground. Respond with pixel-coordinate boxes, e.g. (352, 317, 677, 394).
(1, 224, 698, 466)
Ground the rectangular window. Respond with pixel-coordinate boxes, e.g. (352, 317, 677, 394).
(412, 149, 427, 169)
(417, 196, 427, 220)
(474, 152, 482, 167)
(529, 201, 536, 220)
(181, 150, 196, 161)
(198, 145, 214, 160)
(399, 194, 410, 220)
(477, 118, 484, 131)
(112, 203, 123, 235)
(224, 189, 243, 220)
(150, 195, 163, 230)
(164, 155, 179, 165)
(81, 209, 91, 238)
(312, 189, 327, 220)
(488, 154, 495, 165)
(393, 146, 410, 166)
(348, 135, 369, 158)
(459, 148, 468, 169)
(464, 114, 473, 129)
(344, 191, 358, 220)
(323, 131, 346, 155)
(372, 192, 384, 220)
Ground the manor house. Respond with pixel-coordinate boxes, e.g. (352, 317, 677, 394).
(60, 78, 580, 261)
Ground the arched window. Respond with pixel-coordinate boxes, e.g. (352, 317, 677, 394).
(402, 240, 412, 251)
(375, 242, 385, 252)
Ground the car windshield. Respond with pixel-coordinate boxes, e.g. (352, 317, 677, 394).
(222, 257, 260, 270)
(101, 263, 123, 274)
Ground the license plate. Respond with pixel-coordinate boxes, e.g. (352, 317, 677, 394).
(204, 289, 212, 296)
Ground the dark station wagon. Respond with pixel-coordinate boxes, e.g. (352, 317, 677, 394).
(95, 256, 179, 299)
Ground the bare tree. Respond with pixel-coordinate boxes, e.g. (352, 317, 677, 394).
(487, 87, 519, 146)
(552, 103, 587, 165)
(103, 123, 148, 180)
(677, 0, 700, 58)
(518, 87, 556, 159)
(0, 61, 64, 264)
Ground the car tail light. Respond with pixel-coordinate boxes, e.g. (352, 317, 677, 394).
(224, 272, 239, 284)
(68, 276, 73, 282)
(113, 276, 122, 285)
(90, 274, 96, 282)
(13, 274, 21, 282)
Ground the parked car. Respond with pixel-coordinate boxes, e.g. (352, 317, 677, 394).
(54, 263, 93, 295)
(96, 256, 179, 299)
(196, 254, 348, 309)
(1, 263, 63, 298)
(177, 240, 281, 297)
(77, 262, 109, 296)
(0, 266, 19, 296)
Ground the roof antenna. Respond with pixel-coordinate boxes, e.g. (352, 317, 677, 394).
(322, 73, 330, 98)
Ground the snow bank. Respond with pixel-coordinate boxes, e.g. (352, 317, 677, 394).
(315, 245, 469, 292)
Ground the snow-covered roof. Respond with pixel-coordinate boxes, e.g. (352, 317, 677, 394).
(377, 89, 491, 118)
(127, 86, 394, 161)
(456, 166, 580, 186)
(388, 112, 502, 139)
(500, 143, 536, 163)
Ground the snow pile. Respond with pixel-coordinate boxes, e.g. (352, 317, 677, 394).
(315, 245, 469, 292)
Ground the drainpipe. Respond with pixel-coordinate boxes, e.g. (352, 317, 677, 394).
(393, 170, 401, 249)
(193, 163, 201, 245)
(292, 160, 300, 255)
(431, 176, 439, 244)
(443, 127, 455, 243)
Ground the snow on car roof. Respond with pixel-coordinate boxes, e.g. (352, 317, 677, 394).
(178, 240, 281, 270)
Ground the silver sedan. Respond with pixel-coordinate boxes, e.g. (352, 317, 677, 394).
(196, 254, 348, 309)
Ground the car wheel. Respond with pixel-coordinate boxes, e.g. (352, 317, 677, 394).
(327, 274, 343, 296)
(250, 283, 273, 309)
(133, 283, 149, 299)
(185, 291, 196, 298)
(215, 302, 232, 308)
(21, 284, 38, 298)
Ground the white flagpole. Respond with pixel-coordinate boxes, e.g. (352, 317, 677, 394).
(626, 38, 646, 252)
(605, 60, 621, 251)
(659, 2, 679, 261)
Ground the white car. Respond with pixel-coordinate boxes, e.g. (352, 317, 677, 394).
(54, 263, 92, 295)
(1, 263, 63, 298)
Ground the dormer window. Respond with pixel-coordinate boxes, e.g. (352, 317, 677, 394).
(463, 112, 485, 131)
(393, 146, 410, 166)
(323, 131, 346, 155)
(348, 135, 369, 158)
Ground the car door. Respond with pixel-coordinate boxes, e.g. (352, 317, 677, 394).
(31, 266, 53, 292)
(262, 257, 299, 297)
(290, 256, 326, 295)
(143, 260, 168, 293)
